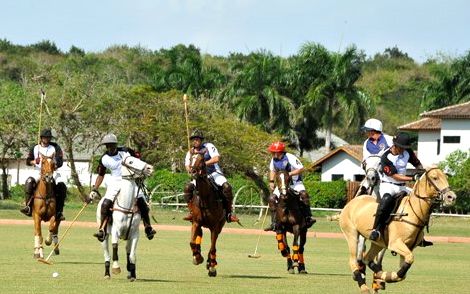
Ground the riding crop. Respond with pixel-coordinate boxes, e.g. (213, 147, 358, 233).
(37, 89, 45, 145)
(38, 201, 90, 265)
(183, 94, 191, 152)
(248, 206, 269, 258)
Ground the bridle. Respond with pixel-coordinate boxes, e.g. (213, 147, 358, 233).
(403, 167, 452, 228)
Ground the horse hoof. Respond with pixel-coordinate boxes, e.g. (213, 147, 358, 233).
(112, 267, 121, 275)
(129, 277, 136, 282)
(288, 268, 295, 274)
(193, 256, 204, 265)
(54, 248, 60, 255)
(33, 253, 41, 259)
(104, 275, 110, 280)
(299, 270, 308, 274)
(208, 268, 217, 277)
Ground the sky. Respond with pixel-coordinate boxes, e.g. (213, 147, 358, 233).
(2, 0, 469, 62)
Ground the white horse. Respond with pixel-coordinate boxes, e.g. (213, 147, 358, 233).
(97, 156, 154, 281)
(356, 155, 382, 199)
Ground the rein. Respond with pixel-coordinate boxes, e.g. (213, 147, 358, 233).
(397, 168, 448, 228)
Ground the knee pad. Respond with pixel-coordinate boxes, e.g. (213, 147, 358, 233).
(25, 177, 36, 195)
(55, 182, 67, 199)
(136, 197, 149, 214)
(101, 199, 114, 216)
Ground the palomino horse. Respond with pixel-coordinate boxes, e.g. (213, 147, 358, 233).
(32, 154, 61, 259)
(339, 167, 457, 293)
(188, 152, 226, 277)
(273, 170, 309, 274)
(98, 155, 154, 281)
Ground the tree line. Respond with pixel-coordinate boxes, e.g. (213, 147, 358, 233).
(1, 39, 469, 200)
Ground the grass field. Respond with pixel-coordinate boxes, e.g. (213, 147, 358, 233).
(1, 203, 470, 294)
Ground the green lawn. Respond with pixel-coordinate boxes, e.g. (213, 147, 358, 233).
(1, 204, 470, 294)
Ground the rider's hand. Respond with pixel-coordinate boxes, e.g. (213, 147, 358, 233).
(269, 182, 275, 191)
(413, 174, 421, 181)
(88, 189, 100, 201)
(35, 157, 41, 165)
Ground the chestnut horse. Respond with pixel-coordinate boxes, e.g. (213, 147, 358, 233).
(187, 152, 226, 277)
(339, 167, 457, 293)
(32, 154, 61, 259)
(273, 170, 309, 274)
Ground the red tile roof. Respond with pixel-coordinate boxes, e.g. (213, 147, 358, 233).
(421, 101, 470, 118)
(398, 117, 441, 131)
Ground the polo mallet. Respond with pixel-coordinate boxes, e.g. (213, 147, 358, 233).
(37, 89, 45, 145)
(38, 201, 90, 265)
(248, 206, 270, 258)
(183, 94, 191, 152)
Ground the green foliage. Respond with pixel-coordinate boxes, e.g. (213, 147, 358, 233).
(303, 172, 346, 208)
(146, 169, 189, 197)
(439, 150, 470, 213)
(30, 40, 62, 55)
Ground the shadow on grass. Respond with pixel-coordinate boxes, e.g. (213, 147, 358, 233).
(58, 261, 103, 265)
(308, 272, 351, 277)
(226, 275, 284, 279)
(137, 278, 176, 283)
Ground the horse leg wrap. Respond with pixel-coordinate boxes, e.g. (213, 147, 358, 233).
(209, 251, 217, 267)
(353, 269, 366, 287)
(396, 262, 411, 279)
(112, 244, 118, 261)
(105, 261, 110, 277)
(276, 234, 286, 253)
(190, 242, 201, 256)
(298, 253, 305, 264)
(195, 235, 202, 245)
(292, 245, 299, 262)
(368, 260, 382, 273)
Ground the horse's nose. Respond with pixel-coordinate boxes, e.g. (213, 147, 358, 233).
(446, 191, 457, 202)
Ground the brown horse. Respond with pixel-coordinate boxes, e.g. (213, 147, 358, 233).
(339, 167, 457, 293)
(273, 170, 309, 274)
(32, 154, 61, 259)
(187, 152, 226, 277)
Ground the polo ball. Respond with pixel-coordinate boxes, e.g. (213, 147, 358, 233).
(52, 272, 59, 278)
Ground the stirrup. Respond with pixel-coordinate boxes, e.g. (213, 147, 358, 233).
(183, 213, 193, 221)
(306, 217, 316, 228)
(93, 229, 106, 242)
(226, 213, 239, 223)
(369, 230, 381, 241)
(20, 206, 32, 217)
(145, 226, 156, 240)
(264, 223, 276, 232)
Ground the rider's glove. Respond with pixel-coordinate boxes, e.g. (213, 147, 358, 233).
(35, 157, 41, 165)
(413, 173, 422, 181)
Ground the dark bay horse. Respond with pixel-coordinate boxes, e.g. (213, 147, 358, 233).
(32, 154, 61, 259)
(339, 167, 457, 293)
(273, 170, 309, 274)
(188, 152, 226, 277)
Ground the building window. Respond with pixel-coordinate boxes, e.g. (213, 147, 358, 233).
(443, 136, 460, 144)
(437, 138, 440, 155)
(331, 174, 344, 181)
(354, 174, 365, 181)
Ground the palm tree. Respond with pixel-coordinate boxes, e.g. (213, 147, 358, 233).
(423, 51, 470, 110)
(297, 43, 371, 150)
(219, 51, 296, 137)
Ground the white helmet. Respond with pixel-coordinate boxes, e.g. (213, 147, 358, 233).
(362, 119, 383, 132)
(100, 133, 118, 145)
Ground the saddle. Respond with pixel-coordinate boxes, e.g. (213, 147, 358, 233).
(384, 190, 408, 225)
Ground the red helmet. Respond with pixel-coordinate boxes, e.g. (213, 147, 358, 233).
(268, 141, 286, 153)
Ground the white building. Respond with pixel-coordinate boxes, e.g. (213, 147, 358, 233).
(399, 101, 470, 167)
(310, 145, 365, 182)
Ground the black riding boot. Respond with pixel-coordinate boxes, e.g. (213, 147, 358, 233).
(264, 195, 278, 231)
(136, 197, 156, 240)
(300, 191, 316, 228)
(20, 177, 36, 217)
(55, 182, 67, 221)
(94, 199, 113, 242)
(183, 182, 195, 221)
(370, 193, 395, 241)
(222, 182, 238, 223)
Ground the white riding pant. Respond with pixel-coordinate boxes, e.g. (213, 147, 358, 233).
(273, 181, 306, 197)
(103, 178, 144, 201)
(190, 171, 227, 187)
(379, 182, 412, 198)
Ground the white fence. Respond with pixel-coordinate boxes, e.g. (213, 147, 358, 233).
(149, 184, 470, 219)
